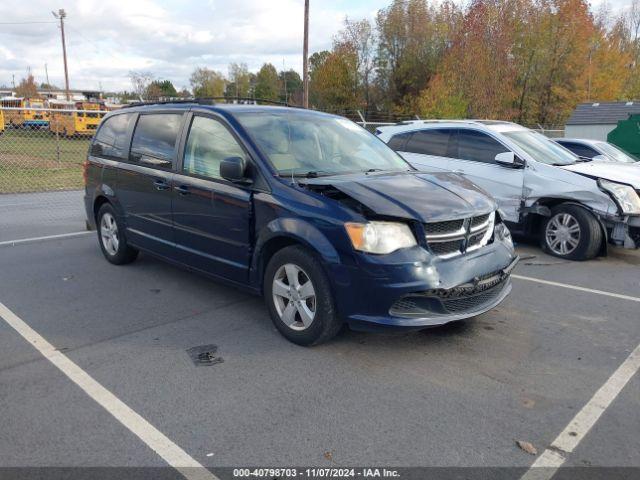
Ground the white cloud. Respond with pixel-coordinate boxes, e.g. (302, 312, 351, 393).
(0, 0, 634, 92)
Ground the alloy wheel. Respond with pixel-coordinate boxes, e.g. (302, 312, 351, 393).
(545, 212, 581, 256)
(100, 212, 120, 256)
(272, 263, 317, 331)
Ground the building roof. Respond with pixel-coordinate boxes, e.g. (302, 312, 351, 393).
(566, 101, 640, 126)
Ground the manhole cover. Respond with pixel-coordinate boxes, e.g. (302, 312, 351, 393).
(187, 344, 224, 367)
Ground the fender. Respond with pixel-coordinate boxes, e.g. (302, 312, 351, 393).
(250, 217, 342, 286)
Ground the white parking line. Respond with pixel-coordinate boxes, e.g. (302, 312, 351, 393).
(514, 274, 640, 480)
(512, 274, 640, 303)
(0, 231, 92, 247)
(0, 302, 218, 480)
(520, 342, 640, 480)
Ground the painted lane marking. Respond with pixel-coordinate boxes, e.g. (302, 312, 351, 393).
(519, 342, 640, 480)
(0, 231, 92, 247)
(512, 274, 640, 303)
(0, 302, 218, 480)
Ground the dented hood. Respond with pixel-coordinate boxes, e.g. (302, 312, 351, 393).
(302, 171, 496, 222)
(561, 161, 640, 189)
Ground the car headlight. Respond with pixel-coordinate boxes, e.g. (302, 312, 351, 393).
(599, 180, 640, 215)
(494, 222, 513, 249)
(345, 221, 417, 254)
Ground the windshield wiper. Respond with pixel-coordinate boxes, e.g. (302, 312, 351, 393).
(290, 170, 332, 178)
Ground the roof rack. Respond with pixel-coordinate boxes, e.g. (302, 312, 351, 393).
(122, 97, 293, 109)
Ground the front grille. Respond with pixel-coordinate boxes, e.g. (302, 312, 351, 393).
(424, 212, 494, 258)
(390, 272, 509, 318)
(424, 219, 464, 235)
(430, 240, 463, 256)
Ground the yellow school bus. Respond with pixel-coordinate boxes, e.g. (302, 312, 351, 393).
(49, 101, 106, 137)
(0, 97, 49, 127)
(0, 108, 5, 134)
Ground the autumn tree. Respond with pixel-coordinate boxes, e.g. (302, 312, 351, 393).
(15, 74, 39, 98)
(254, 63, 280, 101)
(308, 49, 359, 111)
(189, 67, 226, 98)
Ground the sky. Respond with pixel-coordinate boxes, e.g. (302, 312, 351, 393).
(0, 0, 634, 93)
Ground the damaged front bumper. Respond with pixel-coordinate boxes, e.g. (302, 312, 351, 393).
(602, 215, 640, 249)
(332, 238, 518, 331)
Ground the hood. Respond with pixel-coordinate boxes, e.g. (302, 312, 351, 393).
(301, 171, 496, 222)
(561, 161, 640, 189)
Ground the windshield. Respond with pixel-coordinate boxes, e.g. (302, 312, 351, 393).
(596, 142, 638, 163)
(233, 111, 410, 176)
(503, 130, 577, 166)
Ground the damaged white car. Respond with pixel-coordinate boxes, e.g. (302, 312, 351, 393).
(377, 120, 640, 260)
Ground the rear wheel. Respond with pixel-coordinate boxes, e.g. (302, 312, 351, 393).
(97, 203, 138, 265)
(264, 245, 342, 346)
(541, 204, 602, 260)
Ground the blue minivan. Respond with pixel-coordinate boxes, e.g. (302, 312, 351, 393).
(84, 102, 518, 345)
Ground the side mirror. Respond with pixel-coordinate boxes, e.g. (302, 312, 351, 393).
(220, 156, 248, 182)
(592, 154, 608, 162)
(495, 151, 524, 168)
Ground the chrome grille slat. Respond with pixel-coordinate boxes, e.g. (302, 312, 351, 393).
(425, 213, 494, 258)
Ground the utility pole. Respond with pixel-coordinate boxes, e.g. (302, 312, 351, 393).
(302, 0, 309, 108)
(52, 9, 70, 100)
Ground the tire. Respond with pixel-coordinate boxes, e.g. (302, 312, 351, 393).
(540, 204, 603, 261)
(264, 245, 342, 346)
(96, 203, 138, 265)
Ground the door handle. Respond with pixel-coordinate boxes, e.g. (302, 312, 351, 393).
(153, 180, 170, 191)
(174, 185, 190, 195)
(453, 169, 464, 174)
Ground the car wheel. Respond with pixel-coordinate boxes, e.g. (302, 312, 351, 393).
(264, 245, 342, 346)
(541, 204, 602, 260)
(97, 203, 138, 265)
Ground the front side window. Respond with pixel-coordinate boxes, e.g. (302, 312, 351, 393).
(130, 114, 183, 166)
(502, 130, 577, 166)
(456, 129, 509, 164)
(404, 129, 452, 157)
(183, 116, 247, 179)
(92, 113, 134, 159)
(559, 142, 599, 159)
(233, 111, 409, 176)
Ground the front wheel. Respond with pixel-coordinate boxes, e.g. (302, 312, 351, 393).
(97, 203, 138, 265)
(264, 245, 342, 346)
(541, 204, 603, 260)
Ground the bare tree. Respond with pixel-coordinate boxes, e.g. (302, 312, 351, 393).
(128, 71, 154, 100)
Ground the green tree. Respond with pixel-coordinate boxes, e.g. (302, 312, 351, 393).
(145, 80, 177, 99)
(254, 63, 280, 101)
(279, 69, 303, 104)
(189, 67, 226, 98)
(227, 63, 251, 98)
(309, 49, 359, 111)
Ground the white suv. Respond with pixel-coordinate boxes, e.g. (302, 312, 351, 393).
(377, 120, 640, 260)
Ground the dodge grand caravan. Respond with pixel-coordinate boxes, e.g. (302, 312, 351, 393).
(84, 102, 518, 345)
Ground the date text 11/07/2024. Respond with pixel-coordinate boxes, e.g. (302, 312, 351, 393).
(232, 468, 401, 478)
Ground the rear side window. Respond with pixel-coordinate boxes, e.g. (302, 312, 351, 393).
(92, 113, 133, 159)
(405, 129, 452, 157)
(387, 132, 412, 151)
(130, 114, 183, 167)
(456, 129, 509, 164)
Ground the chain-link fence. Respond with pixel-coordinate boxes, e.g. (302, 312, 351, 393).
(0, 107, 100, 241)
(0, 105, 565, 241)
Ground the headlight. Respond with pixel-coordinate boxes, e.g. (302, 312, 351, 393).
(345, 221, 417, 254)
(599, 180, 640, 215)
(494, 222, 513, 249)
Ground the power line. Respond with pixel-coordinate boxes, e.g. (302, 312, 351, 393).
(0, 21, 56, 25)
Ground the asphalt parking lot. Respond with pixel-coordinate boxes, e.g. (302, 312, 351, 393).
(0, 192, 638, 479)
